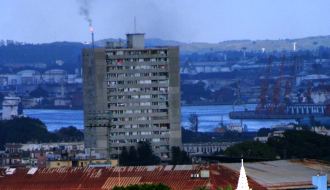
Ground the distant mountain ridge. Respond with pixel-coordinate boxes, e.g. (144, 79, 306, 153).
(97, 35, 330, 53)
(0, 35, 329, 73)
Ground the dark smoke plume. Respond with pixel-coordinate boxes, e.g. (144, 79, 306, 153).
(78, 0, 93, 26)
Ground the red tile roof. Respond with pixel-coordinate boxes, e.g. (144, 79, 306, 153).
(0, 164, 266, 190)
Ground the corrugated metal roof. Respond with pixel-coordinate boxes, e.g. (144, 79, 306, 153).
(0, 164, 266, 190)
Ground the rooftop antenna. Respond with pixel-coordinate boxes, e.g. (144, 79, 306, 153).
(134, 16, 137, 33)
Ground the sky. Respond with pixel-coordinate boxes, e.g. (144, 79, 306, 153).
(1, 0, 330, 43)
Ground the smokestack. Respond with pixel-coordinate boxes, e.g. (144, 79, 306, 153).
(77, 0, 95, 64)
(88, 26, 95, 66)
(89, 25, 95, 50)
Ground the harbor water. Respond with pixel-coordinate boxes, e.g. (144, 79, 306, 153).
(23, 104, 296, 132)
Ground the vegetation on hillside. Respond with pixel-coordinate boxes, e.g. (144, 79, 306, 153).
(224, 129, 330, 161)
(54, 126, 84, 142)
(0, 117, 83, 149)
(268, 130, 330, 161)
(224, 141, 276, 160)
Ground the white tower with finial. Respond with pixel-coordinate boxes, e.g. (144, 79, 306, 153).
(236, 159, 250, 190)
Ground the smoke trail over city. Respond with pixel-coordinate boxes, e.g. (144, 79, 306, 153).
(77, 0, 93, 26)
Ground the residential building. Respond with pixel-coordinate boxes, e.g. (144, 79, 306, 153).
(83, 33, 181, 160)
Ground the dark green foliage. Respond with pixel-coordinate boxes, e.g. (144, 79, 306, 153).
(225, 185, 233, 190)
(181, 82, 212, 104)
(119, 147, 129, 166)
(224, 130, 330, 162)
(267, 130, 330, 161)
(128, 146, 138, 165)
(257, 128, 272, 137)
(29, 86, 49, 98)
(119, 142, 160, 166)
(0, 117, 56, 149)
(224, 141, 276, 159)
(170, 146, 191, 165)
(194, 187, 209, 190)
(0, 117, 83, 149)
(216, 185, 233, 190)
(112, 183, 170, 190)
(53, 126, 84, 141)
(137, 141, 160, 165)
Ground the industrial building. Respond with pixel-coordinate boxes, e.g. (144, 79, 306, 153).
(83, 33, 181, 160)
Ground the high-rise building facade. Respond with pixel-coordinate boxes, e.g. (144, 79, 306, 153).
(83, 34, 181, 160)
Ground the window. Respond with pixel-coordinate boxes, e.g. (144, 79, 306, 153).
(140, 102, 151, 106)
(116, 51, 124, 55)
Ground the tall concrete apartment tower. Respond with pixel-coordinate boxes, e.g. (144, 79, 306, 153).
(83, 33, 181, 160)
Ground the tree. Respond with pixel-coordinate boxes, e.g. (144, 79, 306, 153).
(216, 185, 233, 190)
(194, 187, 210, 190)
(119, 142, 160, 166)
(0, 117, 57, 148)
(119, 147, 129, 166)
(257, 128, 272, 137)
(137, 141, 160, 165)
(128, 146, 138, 166)
(29, 86, 49, 98)
(54, 126, 83, 141)
(224, 141, 276, 159)
(267, 130, 330, 161)
(0, 117, 85, 149)
(171, 146, 191, 165)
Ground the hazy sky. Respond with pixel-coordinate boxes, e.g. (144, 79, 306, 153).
(1, 0, 330, 43)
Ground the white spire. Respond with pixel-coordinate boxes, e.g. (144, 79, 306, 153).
(236, 159, 250, 190)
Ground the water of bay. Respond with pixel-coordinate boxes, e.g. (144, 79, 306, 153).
(23, 104, 296, 132)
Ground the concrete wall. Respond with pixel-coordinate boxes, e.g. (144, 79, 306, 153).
(83, 48, 109, 159)
(168, 47, 182, 149)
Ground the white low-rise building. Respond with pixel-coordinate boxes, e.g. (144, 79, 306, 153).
(42, 69, 68, 84)
(1, 96, 23, 120)
(16, 70, 42, 85)
(20, 142, 84, 152)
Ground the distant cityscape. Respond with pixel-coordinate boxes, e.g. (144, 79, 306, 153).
(1, 35, 330, 190)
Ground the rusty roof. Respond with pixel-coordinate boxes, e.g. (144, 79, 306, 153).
(0, 164, 266, 190)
